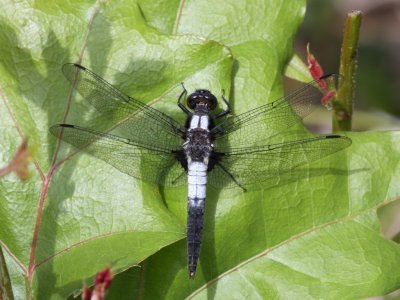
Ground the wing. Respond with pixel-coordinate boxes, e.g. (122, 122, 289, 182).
(213, 75, 336, 149)
(50, 124, 187, 187)
(62, 63, 184, 150)
(208, 135, 351, 188)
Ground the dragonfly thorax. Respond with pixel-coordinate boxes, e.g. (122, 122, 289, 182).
(184, 128, 212, 163)
(184, 113, 213, 164)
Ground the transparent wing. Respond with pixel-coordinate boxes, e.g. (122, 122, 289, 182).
(213, 75, 336, 149)
(209, 135, 351, 188)
(62, 63, 184, 150)
(50, 124, 187, 187)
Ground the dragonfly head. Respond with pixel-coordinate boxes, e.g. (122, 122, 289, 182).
(187, 89, 217, 112)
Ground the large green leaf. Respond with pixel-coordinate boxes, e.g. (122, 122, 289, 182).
(1, 1, 399, 300)
(112, 1, 400, 300)
(0, 1, 231, 299)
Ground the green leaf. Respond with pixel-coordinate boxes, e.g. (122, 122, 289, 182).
(0, 246, 14, 300)
(0, 1, 231, 299)
(1, 1, 400, 300)
(137, 131, 400, 299)
(285, 53, 313, 83)
(128, 1, 400, 300)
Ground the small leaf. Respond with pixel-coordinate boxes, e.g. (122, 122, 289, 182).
(0, 139, 34, 181)
(284, 53, 313, 83)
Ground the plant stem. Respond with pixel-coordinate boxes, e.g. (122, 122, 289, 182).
(334, 10, 362, 132)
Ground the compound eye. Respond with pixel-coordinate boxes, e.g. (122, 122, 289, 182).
(187, 95, 197, 109)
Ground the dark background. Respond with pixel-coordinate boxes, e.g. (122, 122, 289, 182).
(294, 0, 400, 131)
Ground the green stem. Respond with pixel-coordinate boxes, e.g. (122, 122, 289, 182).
(333, 10, 362, 132)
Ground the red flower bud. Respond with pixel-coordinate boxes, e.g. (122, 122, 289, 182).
(81, 267, 113, 300)
(82, 284, 91, 300)
(307, 43, 328, 92)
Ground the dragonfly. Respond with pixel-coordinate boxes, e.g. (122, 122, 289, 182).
(50, 63, 351, 279)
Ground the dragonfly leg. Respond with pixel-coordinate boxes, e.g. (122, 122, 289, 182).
(171, 170, 187, 185)
(216, 162, 247, 191)
(215, 89, 232, 119)
(178, 82, 190, 115)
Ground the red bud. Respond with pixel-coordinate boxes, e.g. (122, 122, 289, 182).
(307, 44, 328, 92)
(82, 284, 91, 300)
(321, 90, 336, 107)
(94, 267, 112, 289)
(81, 267, 113, 300)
